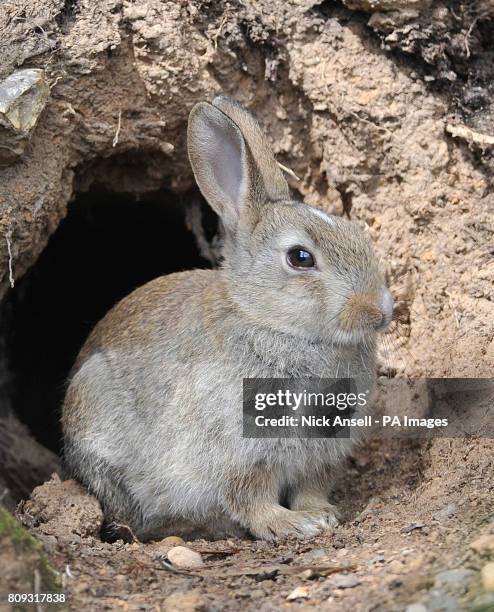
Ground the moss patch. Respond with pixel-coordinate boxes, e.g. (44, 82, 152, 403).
(0, 506, 62, 604)
(0, 506, 39, 550)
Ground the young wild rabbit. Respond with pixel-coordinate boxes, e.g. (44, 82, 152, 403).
(62, 96, 393, 541)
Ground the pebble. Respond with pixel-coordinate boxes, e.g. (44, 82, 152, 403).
(167, 546, 204, 569)
(359, 497, 381, 519)
(332, 575, 361, 589)
(0, 69, 50, 165)
(432, 504, 456, 521)
(400, 522, 426, 535)
(424, 590, 460, 612)
(164, 590, 206, 611)
(303, 548, 329, 562)
(150, 535, 186, 556)
(163, 535, 185, 546)
(286, 586, 310, 600)
(470, 534, 494, 554)
(481, 562, 494, 592)
(405, 605, 427, 612)
(435, 568, 475, 588)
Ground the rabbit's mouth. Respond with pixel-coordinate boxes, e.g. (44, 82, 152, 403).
(331, 325, 381, 346)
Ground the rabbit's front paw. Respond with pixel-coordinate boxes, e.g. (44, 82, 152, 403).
(248, 505, 330, 540)
(291, 496, 340, 530)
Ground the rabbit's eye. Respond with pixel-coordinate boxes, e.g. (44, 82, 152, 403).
(287, 247, 315, 269)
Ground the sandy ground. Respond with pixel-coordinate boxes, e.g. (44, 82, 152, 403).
(12, 433, 494, 611)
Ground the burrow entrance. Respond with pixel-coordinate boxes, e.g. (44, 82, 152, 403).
(1, 186, 217, 455)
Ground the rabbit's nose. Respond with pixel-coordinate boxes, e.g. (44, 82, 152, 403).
(339, 288, 394, 332)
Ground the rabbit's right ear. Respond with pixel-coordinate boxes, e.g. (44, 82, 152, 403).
(187, 101, 287, 231)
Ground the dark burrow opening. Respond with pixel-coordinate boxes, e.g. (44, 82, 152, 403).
(1, 187, 216, 456)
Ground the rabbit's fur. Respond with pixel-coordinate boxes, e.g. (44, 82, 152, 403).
(62, 97, 393, 540)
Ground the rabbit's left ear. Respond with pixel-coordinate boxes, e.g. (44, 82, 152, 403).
(187, 98, 289, 232)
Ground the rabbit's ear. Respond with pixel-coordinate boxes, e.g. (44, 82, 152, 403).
(187, 99, 289, 231)
(212, 96, 290, 203)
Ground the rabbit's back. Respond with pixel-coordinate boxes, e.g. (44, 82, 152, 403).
(75, 268, 218, 366)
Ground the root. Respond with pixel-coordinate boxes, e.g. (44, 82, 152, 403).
(446, 122, 494, 147)
(112, 110, 122, 148)
(277, 161, 301, 181)
(5, 230, 14, 288)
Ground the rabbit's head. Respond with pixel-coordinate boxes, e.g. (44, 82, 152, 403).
(188, 96, 393, 345)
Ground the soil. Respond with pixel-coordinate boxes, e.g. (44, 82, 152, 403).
(0, 1, 493, 610)
(12, 437, 494, 611)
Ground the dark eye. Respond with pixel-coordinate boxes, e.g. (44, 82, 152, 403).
(287, 247, 315, 269)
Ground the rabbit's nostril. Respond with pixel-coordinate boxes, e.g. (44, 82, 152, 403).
(340, 293, 382, 331)
(374, 312, 387, 331)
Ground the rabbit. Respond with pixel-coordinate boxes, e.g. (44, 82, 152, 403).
(62, 96, 393, 541)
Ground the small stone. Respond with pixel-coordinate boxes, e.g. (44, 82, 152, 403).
(149, 535, 186, 556)
(435, 568, 475, 585)
(400, 522, 426, 534)
(300, 569, 316, 580)
(435, 568, 475, 592)
(332, 574, 361, 589)
(481, 562, 494, 592)
(286, 586, 310, 601)
(433, 504, 456, 521)
(405, 605, 427, 612)
(160, 142, 175, 155)
(471, 534, 494, 554)
(303, 548, 329, 562)
(164, 591, 206, 612)
(424, 591, 460, 611)
(163, 535, 185, 546)
(420, 250, 436, 263)
(167, 546, 204, 569)
(0, 69, 50, 165)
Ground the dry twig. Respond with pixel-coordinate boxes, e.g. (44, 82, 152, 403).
(446, 122, 494, 147)
(277, 161, 301, 181)
(112, 110, 122, 147)
(6, 230, 14, 288)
